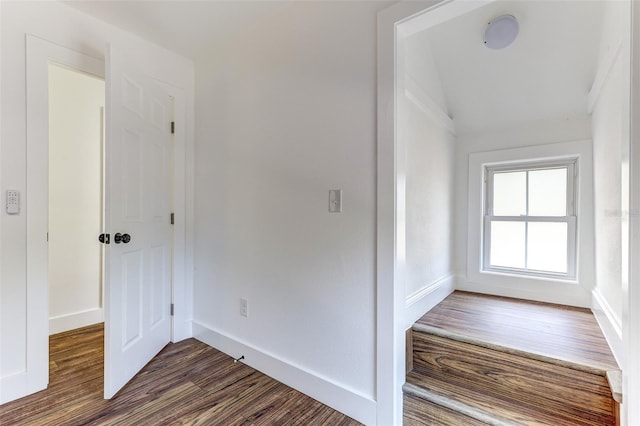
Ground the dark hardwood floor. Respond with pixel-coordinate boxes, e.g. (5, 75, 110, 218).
(0, 324, 361, 425)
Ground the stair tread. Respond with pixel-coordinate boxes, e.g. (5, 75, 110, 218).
(416, 291, 619, 372)
(406, 367, 616, 426)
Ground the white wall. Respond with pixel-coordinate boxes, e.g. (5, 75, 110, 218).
(48, 64, 104, 335)
(590, 0, 630, 368)
(453, 115, 596, 306)
(192, 2, 385, 423)
(0, 0, 194, 404)
(398, 72, 456, 328)
(403, 34, 449, 115)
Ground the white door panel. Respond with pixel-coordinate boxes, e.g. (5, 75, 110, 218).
(104, 45, 172, 399)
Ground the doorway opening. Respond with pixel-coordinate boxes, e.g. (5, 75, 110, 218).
(17, 34, 188, 406)
(47, 62, 106, 390)
(377, 0, 635, 423)
(48, 63, 105, 337)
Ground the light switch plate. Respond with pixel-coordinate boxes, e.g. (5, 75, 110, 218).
(329, 189, 342, 213)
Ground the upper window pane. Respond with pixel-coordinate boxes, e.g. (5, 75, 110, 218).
(493, 171, 526, 216)
(528, 168, 567, 216)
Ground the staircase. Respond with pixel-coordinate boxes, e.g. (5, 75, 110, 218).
(404, 291, 622, 426)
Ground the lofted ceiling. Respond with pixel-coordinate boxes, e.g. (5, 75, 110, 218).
(62, 0, 291, 60)
(406, 0, 606, 135)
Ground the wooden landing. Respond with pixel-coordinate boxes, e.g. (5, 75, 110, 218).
(416, 291, 619, 372)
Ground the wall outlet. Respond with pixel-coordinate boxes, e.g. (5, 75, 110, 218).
(240, 298, 248, 317)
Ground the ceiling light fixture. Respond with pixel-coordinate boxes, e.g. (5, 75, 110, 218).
(484, 15, 519, 49)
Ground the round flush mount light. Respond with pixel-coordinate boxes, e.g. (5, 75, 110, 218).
(484, 15, 519, 49)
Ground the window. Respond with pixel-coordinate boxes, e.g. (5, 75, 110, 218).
(483, 160, 577, 279)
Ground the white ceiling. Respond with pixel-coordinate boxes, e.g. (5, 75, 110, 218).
(64, 0, 607, 136)
(407, 0, 605, 135)
(63, 0, 291, 59)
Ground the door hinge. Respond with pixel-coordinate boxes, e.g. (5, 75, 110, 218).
(170, 212, 175, 225)
(171, 121, 175, 134)
(170, 303, 174, 316)
(99, 233, 110, 244)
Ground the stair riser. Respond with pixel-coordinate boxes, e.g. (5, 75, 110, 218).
(404, 393, 488, 426)
(412, 331, 616, 425)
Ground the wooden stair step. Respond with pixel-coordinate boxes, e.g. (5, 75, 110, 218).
(415, 291, 619, 372)
(413, 319, 622, 405)
(409, 329, 616, 425)
(412, 323, 610, 376)
(406, 366, 615, 426)
(403, 387, 494, 426)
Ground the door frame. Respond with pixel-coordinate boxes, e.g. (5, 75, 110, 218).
(24, 34, 188, 394)
(377, 1, 640, 424)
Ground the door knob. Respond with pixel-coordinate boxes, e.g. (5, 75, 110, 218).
(114, 233, 131, 244)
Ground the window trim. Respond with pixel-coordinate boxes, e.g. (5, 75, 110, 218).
(481, 159, 578, 280)
(467, 141, 595, 299)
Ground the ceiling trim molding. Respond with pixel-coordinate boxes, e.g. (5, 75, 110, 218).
(404, 73, 456, 135)
(588, 39, 624, 114)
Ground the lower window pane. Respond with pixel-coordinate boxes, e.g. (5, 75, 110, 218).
(527, 222, 568, 273)
(490, 221, 525, 269)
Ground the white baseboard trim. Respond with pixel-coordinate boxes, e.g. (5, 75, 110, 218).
(0, 371, 27, 404)
(0, 369, 47, 405)
(49, 307, 103, 335)
(172, 318, 193, 343)
(192, 321, 376, 425)
(592, 289, 624, 368)
(456, 278, 592, 308)
(405, 274, 455, 329)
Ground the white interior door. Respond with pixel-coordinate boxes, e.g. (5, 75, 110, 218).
(104, 45, 173, 398)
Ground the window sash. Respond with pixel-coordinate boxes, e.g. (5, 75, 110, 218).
(485, 160, 576, 217)
(482, 216, 577, 279)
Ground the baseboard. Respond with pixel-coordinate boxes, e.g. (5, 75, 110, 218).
(192, 321, 376, 425)
(405, 274, 455, 329)
(49, 307, 103, 335)
(456, 278, 592, 308)
(172, 318, 193, 343)
(0, 371, 26, 404)
(592, 289, 624, 368)
(0, 369, 47, 405)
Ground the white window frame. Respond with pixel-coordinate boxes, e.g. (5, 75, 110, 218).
(466, 141, 595, 305)
(482, 159, 578, 280)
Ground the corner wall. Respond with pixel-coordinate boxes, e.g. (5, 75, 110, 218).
(590, 0, 631, 368)
(398, 36, 456, 328)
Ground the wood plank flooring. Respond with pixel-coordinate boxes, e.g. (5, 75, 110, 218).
(403, 393, 486, 426)
(405, 291, 620, 425)
(0, 324, 361, 426)
(416, 291, 619, 371)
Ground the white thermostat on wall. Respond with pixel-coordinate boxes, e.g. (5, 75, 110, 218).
(6, 190, 19, 214)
